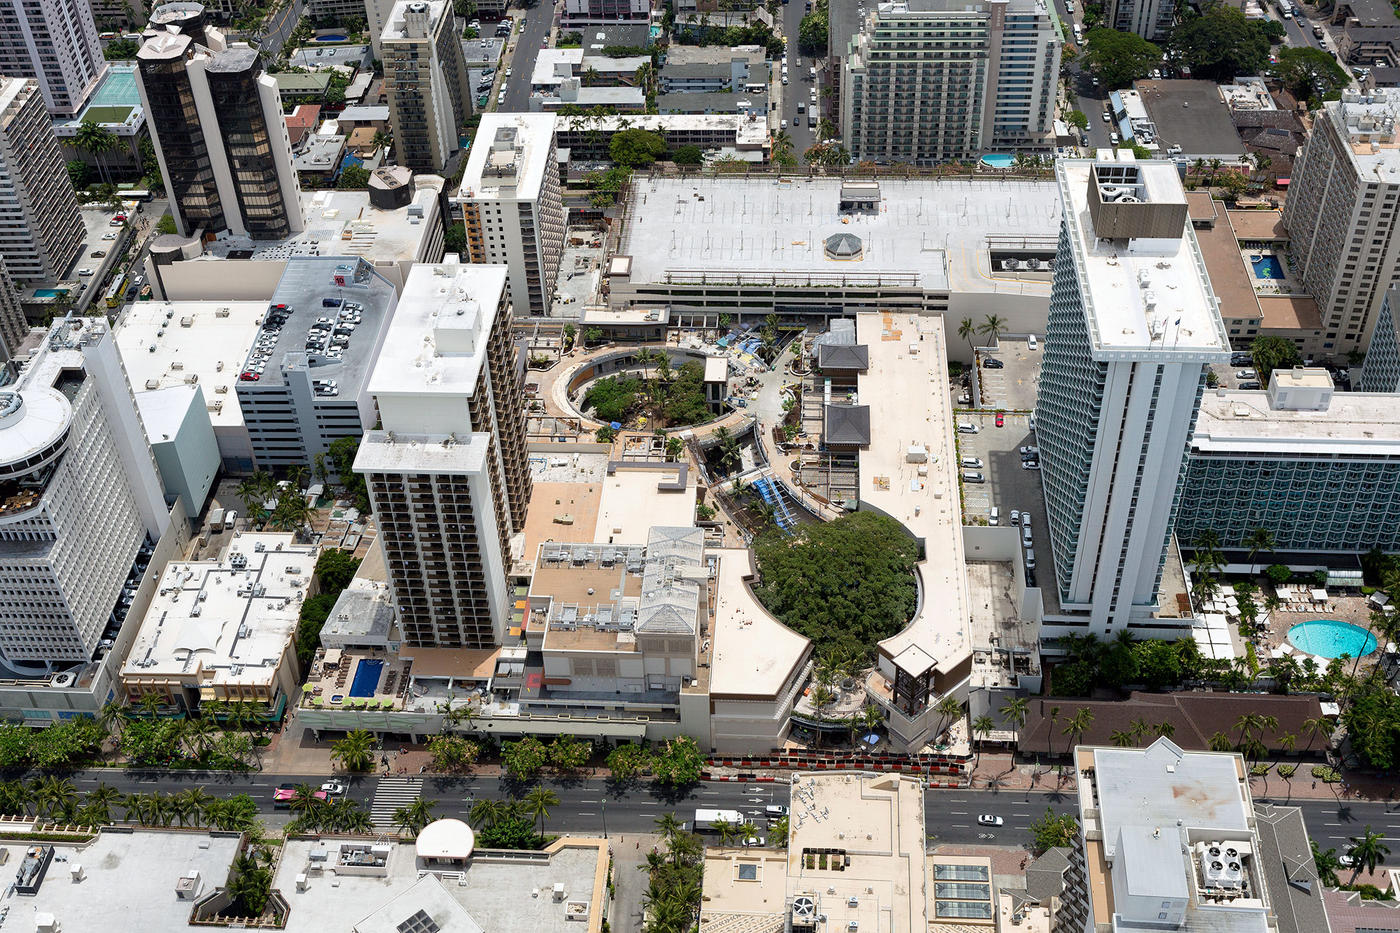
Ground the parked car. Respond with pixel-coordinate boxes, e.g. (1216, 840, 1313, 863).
(983, 358, 1004, 369)
(1010, 509, 1021, 526)
(962, 471, 986, 483)
(995, 411, 1005, 427)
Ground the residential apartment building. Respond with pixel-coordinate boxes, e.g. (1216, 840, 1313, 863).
(0, 78, 84, 283)
(355, 261, 531, 649)
(1035, 156, 1230, 640)
(1106, 0, 1172, 41)
(0, 317, 170, 669)
(839, 0, 1060, 164)
(234, 257, 399, 470)
(136, 24, 304, 240)
(0, 0, 109, 116)
(1178, 368, 1400, 557)
(658, 45, 768, 94)
(0, 254, 24, 363)
(88, 0, 148, 30)
(457, 114, 566, 316)
(1283, 88, 1400, 356)
(561, 0, 650, 27)
(1068, 738, 1328, 933)
(380, 0, 471, 173)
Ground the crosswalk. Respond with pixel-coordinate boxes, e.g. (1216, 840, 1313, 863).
(369, 777, 424, 827)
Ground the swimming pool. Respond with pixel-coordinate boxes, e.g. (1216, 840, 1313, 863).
(981, 153, 1015, 169)
(33, 289, 69, 299)
(1287, 619, 1377, 660)
(348, 658, 384, 697)
(1251, 255, 1285, 279)
(314, 33, 348, 41)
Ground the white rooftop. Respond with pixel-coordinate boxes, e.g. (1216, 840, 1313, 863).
(114, 300, 266, 427)
(135, 383, 201, 442)
(618, 176, 1061, 293)
(0, 830, 241, 933)
(560, 112, 770, 150)
(1090, 740, 1251, 860)
(858, 313, 972, 679)
(121, 533, 313, 686)
(532, 48, 584, 86)
(1193, 388, 1400, 456)
(459, 113, 557, 203)
(1058, 156, 1230, 360)
(367, 262, 508, 400)
(709, 547, 810, 697)
(0, 318, 105, 469)
(1328, 88, 1400, 181)
(382, 0, 448, 40)
(354, 430, 493, 474)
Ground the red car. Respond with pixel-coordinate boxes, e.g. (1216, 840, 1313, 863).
(995, 412, 1005, 427)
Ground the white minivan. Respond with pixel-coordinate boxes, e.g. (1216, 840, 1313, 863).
(989, 507, 1000, 526)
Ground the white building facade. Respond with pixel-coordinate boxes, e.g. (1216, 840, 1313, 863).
(380, 0, 472, 173)
(0, 318, 170, 670)
(456, 114, 566, 317)
(0, 0, 108, 116)
(1036, 156, 1230, 641)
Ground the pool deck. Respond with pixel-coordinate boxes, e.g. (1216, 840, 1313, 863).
(1258, 589, 1385, 668)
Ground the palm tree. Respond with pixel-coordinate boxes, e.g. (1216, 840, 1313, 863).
(1233, 713, 1278, 768)
(82, 784, 121, 826)
(712, 817, 738, 845)
(74, 120, 120, 186)
(119, 793, 144, 823)
(972, 715, 995, 771)
(469, 797, 509, 829)
(290, 784, 323, 817)
(522, 786, 560, 840)
(184, 715, 219, 758)
(393, 797, 437, 837)
(0, 781, 33, 818)
(711, 426, 741, 474)
(1312, 838, 1343, 886)
(1244, 527, 1275, 576)
(1347, 826, 1391, 883)
(934, 695, 963, 741)
(1063, 708, 1094, 755)
(978, 314, 1007, 348)
(135, 692, 165, 719)
(33, 776, 79, 823)
(1208, 731, 1233, 753)
(654, 812, 684, 841)
(1111, 729, 1134, 747)
(999, 696, 1029, 745)
(97, 700, 126, 738)
(183, 787, 216, 827)
(957, 317, 976, 353)
(370, 129, 392, 155)
(1046, 705, 1062, 764)
(330, 729, 375, 772)
(226, 852, 273, 916)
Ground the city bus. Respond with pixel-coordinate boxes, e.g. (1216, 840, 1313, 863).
(104, 274, 129, 309)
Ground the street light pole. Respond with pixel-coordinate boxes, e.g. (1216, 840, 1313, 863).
(601, 799, 608, 839)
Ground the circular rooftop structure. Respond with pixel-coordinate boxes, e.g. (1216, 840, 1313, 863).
(824, 232, 863, 260)
(0, 386, 71, 480)
(415, 818, 475, 861)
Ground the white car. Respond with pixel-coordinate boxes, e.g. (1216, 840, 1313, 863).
(321, 780, 346, 797)
(977, 814, 1003, 826)
(742, 836, 767, 847)
(504, 67, 512, 78)
(78, 268, 94, 276)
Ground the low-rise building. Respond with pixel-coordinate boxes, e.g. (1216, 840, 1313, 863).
(554, 113, 770, 162)
(659, 46, 768, 94)
(656, 92, 767, 117)
(274, 70, 333, 102)
(531, 48, 651, 89)
(144, 176, 446, 300)
(120, 533, 313, 716)
(562, 0, 650, 27)
(702, 772, 995, 932)
(1066, 738, 1327, 933)
(1134, 78, 1247, 160)
(1179, 367, 1400, 558)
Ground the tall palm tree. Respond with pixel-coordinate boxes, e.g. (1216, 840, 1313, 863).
(999, 696, 1029, 744)
(1062, 708, 1094, 756)
(290, 784, 324, 817)
(972, 715, 995, 771)
(184, 715, 219, 758)
(1208, 731, 1234, 753)
(1046, 704, 1062, 763)
(1347, 826, 1391, 883)
(957, 317, 977, 353)
(712, 817, 737, 846)
(522, 786, 560, 840)
(119, 793, 144, 823)
(978, 314, 1007, 348)
(1233, 713, 1278, 768)
(97, 700, 126, 738)
(331, 729, 375, 772)
(1312, 838, 1343, 887)
(33, 776, 79, 823)
(934, 695, 963, 741)
(74, 120, 120, 186)
(183, 787, 216, 827)
(393, 797, 436, 837)
(470, 797, 508, 829)
(1156, 721, 1177, 740)
(1110, 729, 1134, 747)
(654, 812, 684, 841)
(83, 784, 121, 825)
(1244, 527, 1275, 577)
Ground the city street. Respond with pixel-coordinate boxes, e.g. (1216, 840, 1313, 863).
(499, 1, 558, 112)
(776, 1, 819, 157)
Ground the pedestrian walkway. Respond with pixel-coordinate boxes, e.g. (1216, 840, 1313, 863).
(370, 777, 424, 826)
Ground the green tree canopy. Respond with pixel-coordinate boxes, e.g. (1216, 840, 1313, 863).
(1271, 47, 1351, 105)
(155, 214, 178, 235)
(753, 512, 918, 659)
(1250, 335, 1302, 383)
(1066, 110, 1089, 131)
(672, 144, 704, 165)
(1169, 7, 1271, 82)
(1029, 808, 1079, 854)
(337, 164, 371, 189)
(609, 128, 667, 167)
(1083, 28, 1160, 89)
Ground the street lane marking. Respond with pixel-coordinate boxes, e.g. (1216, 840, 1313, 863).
(950, 811, 968, 815)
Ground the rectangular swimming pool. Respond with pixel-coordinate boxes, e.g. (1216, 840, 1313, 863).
(348, 659, 384, 697)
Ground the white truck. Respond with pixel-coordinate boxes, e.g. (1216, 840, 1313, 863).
(693, 808, 745, 832)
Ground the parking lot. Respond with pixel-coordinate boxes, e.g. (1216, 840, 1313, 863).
(976, 336, 1043, 411)
(954, 408, 1052, 593)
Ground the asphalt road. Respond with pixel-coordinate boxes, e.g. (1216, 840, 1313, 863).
(257, 0, 306, 54)
(777, 1, 819, 157)
(499, 1, 557, 112)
